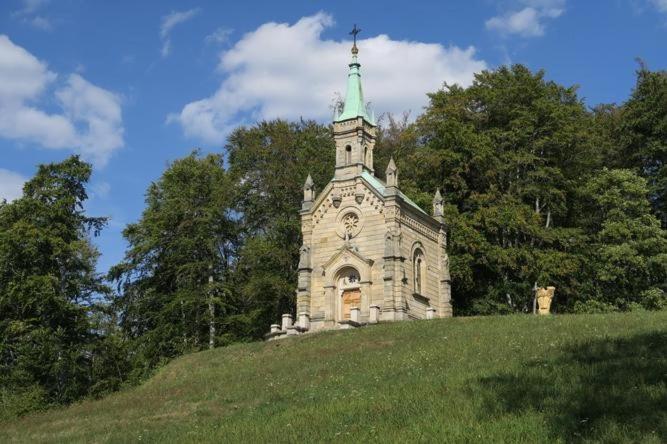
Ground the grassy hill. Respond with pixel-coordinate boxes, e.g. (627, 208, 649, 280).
(2, 311, 666, 443)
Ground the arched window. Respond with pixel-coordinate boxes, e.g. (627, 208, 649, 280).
(414, 249, 425, 295)
(345, 145, 352, 164)
(363, 146, 368, 165)
(342, 269, 359, 286)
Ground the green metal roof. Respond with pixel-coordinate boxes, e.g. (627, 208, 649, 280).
(361, 171, 427, 215)
(335, 53, 375, 125)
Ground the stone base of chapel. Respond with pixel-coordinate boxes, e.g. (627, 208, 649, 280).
(265, 305, 452, 341)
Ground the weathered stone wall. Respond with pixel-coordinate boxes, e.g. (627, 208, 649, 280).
(306, 178, 387, 329)
(398, 206, 442, 320)
(298, 170, 451, 332)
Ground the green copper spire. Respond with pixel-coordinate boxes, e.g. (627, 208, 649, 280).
(335, 30, 375, 125)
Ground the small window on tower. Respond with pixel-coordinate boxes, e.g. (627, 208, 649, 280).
(345, 145, 352, 164)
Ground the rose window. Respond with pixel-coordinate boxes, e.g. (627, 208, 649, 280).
(335, 207, 363, 239)
(342, 213, 359, 234)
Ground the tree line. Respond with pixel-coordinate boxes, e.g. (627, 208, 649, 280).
(1, 64, 665, 418)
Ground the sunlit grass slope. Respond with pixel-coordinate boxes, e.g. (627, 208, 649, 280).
(2, 311, 666, 443)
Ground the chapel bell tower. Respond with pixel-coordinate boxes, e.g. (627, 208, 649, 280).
(333, 26, 376, 179)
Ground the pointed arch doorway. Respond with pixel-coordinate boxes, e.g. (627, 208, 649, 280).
(337, 267, 361, 321)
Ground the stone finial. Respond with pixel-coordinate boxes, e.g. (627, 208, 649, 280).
(303, 174, 314, 202)
(433, 188, 444, 220)
(386, 157, 398, 187)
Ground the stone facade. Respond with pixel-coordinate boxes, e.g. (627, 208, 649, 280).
(267, 42, 452, 339)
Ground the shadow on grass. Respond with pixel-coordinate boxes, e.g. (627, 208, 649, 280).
(475, 331, 667, 442)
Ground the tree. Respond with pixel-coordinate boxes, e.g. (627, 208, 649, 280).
(226, 119, 334, 333)
(0, 156, 109, 416)
(373, 112, 417, 180)
(402, 65, 596, 313)
(575, 169, 667, 311)
(619, 65, 667, 226)
(110, 152, 236, 375)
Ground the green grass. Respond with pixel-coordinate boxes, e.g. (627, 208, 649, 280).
(2, 311, 666, 443)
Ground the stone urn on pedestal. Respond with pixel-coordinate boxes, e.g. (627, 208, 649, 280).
(536, 287, 555, 315)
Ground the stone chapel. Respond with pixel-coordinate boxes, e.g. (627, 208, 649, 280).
(267, 37, 452, 339)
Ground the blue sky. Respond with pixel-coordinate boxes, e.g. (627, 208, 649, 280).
(0, 0, 665, 274)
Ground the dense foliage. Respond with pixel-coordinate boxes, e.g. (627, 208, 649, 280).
(225, 120, 334, 338)
(1, 64, 665, 418)
(0, 157, 125, 418)
(108, 121, 334, 373)
(619, 65, 667, 226)
(108, 153, 236, 377)
(396, 65, 665, 314)
(399, 65, 598, 314)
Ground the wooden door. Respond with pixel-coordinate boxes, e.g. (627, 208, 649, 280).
(341, 289, 361, 320)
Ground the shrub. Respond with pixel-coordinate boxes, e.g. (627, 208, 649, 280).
(640, 288, 667, 311)
(572, 299, 619, 314)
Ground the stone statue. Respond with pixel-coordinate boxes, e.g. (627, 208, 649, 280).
(441, 249, 449, 269)
(343, 231, 352, 248)
(536, 286, 555, 315)
(440, 251, 451, 280)
(298, 244, 310, 270)
(384, 229, 401, 258)
(384, 230, 394, 258)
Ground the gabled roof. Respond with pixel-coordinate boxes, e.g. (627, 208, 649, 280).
(322, 242, 374, 271)
(360, 171, 427, 215)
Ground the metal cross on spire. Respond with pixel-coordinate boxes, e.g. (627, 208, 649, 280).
(349, 24, 361, 45)
(349, 24, 361, 54)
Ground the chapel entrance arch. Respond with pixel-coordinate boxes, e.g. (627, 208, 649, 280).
(336, 267, 361, 321)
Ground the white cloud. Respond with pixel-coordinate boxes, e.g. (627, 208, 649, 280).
(56, 74, 124, 164)
(0, 169, 27, 202)
(0, 35, 124, 166)
(160, 8, 200, 38)
(30, 16, 52, 31)
(160, 40, 171, 58)
(91, 181, 111, 199)
(651, 0, 667, 13)
(13, 0, 53, 31)
(160, 8, 200, 57)
(13, 0, 49, 16)
(205, 27, 233, 45)
(170, 13, 487, 144)
(486, 0, 565, 37)
(486, 8, 544, 36)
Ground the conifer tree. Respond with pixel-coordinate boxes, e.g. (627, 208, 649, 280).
(576, 169, 667, 311)
(0, 156, 108, 416)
